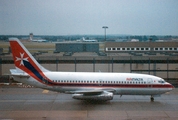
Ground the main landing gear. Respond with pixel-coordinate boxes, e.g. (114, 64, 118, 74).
(150, 96, 154, 102)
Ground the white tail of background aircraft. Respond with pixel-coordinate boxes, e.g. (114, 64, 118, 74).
(9, 38, 174, 101)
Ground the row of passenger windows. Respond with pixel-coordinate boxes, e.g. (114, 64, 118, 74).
(106, 47, 178, 51)
(52, 80, 147, 84)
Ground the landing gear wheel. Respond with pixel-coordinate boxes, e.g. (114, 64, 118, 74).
(150, 96, 154, 102)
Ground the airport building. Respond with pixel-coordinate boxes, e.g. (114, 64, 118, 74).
(55, 43, 99, 53)
(105, 42, 178, 53)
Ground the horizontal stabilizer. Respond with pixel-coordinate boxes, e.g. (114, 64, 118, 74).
(10, 69, 30, 78)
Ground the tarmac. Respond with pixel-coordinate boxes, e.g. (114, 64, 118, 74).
(0, 86, 178, 120)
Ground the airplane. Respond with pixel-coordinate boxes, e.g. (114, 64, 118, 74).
(29, 36, 47, 42)
(82, 37, 97, 42)
(30, 39, 47, 42)
(9, 38, 174, 101)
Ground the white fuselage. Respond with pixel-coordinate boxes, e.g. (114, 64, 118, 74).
(13, 71, 174, 96)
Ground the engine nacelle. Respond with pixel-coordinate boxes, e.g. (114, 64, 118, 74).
(72, 91, 113, 101)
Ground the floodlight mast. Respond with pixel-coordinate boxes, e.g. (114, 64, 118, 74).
(102, 26, 108, 42)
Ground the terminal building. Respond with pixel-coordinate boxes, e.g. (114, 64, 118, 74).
(105, 42, 178, 53)
(55, 43, 99, 53)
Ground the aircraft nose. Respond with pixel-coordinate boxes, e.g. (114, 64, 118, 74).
(170, 84, 175, 90)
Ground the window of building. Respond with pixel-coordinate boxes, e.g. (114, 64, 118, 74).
(155, 48, 158, 50)
(107, 48, 111, 51)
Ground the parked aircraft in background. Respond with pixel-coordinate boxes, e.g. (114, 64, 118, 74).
(9, 38, 174, 101)
(29, 36, 47, 42)
(77, 37, 97, 42)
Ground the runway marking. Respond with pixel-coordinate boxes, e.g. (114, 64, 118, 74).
(42, 90, 49, 93)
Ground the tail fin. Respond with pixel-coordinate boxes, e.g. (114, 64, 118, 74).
(9, 38, 49, 73)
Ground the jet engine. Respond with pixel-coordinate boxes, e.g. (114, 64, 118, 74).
(72, 91, 113, 101)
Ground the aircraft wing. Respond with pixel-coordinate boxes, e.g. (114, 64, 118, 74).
(67, 88, 116, 94)
(67, 89, 115, 101)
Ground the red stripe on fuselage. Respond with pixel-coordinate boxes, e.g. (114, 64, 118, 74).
(45, 82, 173, 89)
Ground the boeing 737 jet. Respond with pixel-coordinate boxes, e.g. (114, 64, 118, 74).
(9, 38, 174, 101)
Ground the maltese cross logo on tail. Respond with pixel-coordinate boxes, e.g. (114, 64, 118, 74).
(15, 53, 29, 66)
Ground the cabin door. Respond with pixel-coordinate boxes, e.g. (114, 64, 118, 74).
(147, 78, 153, 88)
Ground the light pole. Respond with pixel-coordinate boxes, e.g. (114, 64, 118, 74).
(102, 26, 108, 42)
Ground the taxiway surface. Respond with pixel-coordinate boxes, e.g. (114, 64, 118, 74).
(0, 86, 178, 120)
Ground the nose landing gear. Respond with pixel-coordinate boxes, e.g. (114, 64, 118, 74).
(150, 96, 154, 102)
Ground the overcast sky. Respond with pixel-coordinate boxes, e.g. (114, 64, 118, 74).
(0, 0, 178, 35)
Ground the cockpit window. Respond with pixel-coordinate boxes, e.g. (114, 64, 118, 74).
(158, 79, 165, 83)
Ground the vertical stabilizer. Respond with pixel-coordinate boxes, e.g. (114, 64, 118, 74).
(9, 38, 49, 73)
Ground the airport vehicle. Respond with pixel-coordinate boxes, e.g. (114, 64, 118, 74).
(9, 38, 174, 101)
